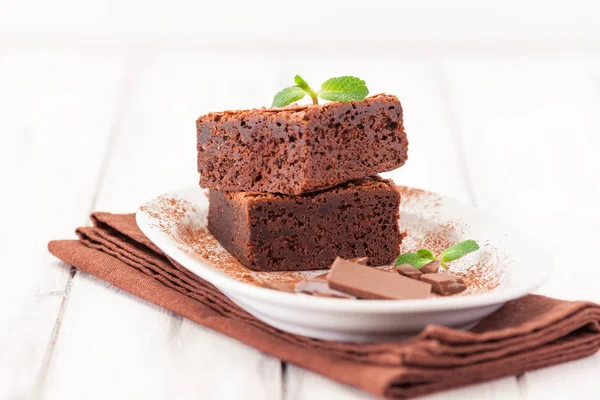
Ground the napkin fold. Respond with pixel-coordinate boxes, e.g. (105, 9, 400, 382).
(48, 213, 600, 399)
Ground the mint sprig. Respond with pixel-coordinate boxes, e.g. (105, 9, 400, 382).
(394, 240, 480, 270)
(271, 75, 369, 107)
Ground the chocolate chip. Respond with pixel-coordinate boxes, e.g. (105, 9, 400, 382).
(420, 273, 467, 295)
(419, 260, 440, 274)
(395, 264, 423, 280)
(295, 273, 355, 299)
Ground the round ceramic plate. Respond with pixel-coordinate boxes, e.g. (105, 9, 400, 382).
(136, 185, 552, 342)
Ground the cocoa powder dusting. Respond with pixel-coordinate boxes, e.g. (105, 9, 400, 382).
(141, 186, 502, 297)
(142, 195, 317, 287)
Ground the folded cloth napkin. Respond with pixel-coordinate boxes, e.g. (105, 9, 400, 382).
(48, 212, 600, 399)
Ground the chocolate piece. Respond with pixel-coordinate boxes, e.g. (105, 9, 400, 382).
(349, 257, 369, 265)
(421, 273, 467, 295)
(260, 281, 295, 293)
(197, 94, 408, 195)
(295, 273, 355, 299)
(419, 260, 440, 274)
(327, 257, 431, 300)
(208, 176, 401, 271)
(395, 264, 423, 280)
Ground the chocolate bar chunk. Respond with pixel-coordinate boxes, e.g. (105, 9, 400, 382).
(419, 260, 440, 274)
(421, 273, 467, 295)
(208, 176, 401, 271)
(395, 264, 423, 280)
(197, 94, 408, 195)
(295, 273, 355, 299)
(327, 257, 431, 300)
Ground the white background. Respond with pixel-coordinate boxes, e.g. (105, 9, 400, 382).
(1, 1, 599, 399)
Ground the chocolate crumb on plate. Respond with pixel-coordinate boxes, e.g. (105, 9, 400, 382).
(421, 273, 467, 295)
(419, 260, 441, 274)
(395, 264, 423, 280)
(295, 273, 355, 299)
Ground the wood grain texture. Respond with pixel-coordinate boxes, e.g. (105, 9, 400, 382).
(42, 52, 285, 400)
(0, 48, 128, 398)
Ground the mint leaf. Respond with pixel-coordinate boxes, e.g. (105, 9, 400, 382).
(294, 75, 311, 91)
(441, 240, 480, 263)
(294, 75, 318, 105)
(318, 76, 369, 102)
(271, 86, 306, 108)
(394, 252, 433, 268)
(416, 249, 436, 260)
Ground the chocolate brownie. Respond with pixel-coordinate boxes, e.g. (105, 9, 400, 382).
(207, 176, 401, 271)
(197, 94, 407, 195)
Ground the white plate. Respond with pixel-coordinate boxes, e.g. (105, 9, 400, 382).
(136, 186, 552, 342)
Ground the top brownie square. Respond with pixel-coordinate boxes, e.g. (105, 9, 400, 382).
(196, 94, 408, 195)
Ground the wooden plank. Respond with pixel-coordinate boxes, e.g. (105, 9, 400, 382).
(277, 57, 520, 399)
(285, 365, 377, 400)
(421, 377, 523, 400)
(42, 52, 285, 400)
(441, 54, 600, 399)
(0, 48, 127, 398)
(518, 353, 600, 398)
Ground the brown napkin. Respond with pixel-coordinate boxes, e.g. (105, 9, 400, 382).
(48, 213, 600, 399)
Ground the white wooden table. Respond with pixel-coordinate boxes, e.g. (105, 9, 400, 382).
(2, 46, 599, 400)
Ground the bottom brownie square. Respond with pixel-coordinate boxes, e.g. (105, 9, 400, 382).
(207, 176, 401, 271)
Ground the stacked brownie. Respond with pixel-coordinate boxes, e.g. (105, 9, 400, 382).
(196, 94, 408, 271)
